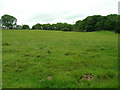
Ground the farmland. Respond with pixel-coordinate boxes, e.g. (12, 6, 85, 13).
(2, 30, 118, 88)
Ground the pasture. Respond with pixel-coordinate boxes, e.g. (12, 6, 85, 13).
(2, 30, 118, 88)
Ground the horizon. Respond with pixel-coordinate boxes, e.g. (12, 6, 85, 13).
(0, 0, 119, 27)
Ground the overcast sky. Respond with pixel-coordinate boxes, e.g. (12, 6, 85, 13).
(0, 0, 119, 27)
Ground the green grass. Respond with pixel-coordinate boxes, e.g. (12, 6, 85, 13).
(2, 30, 118, 88)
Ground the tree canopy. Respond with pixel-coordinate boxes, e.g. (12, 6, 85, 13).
(22, 25, 30, 29)
(74, 14, 119, 33)
(1, 14, 17, 29)
(1, 14, 119, 33)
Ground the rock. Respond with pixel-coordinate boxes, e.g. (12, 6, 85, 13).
(80, 74, 94, 81)
(47, 76, 52, 80)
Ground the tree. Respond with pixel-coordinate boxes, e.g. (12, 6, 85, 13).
(14, 25, 22, 30)
(32, 23, 43, 29)
(74, 15, 119, 32)
(74, 20, 82, 31)
(51, 24, 57, 30)
(42, 24, 51, 30)
(115, 15, 120, 33)
(53, 23, 73, 31)
(1, 14, 17, 29)
(83, 15, 102, 32)
(60, 27, 69, 31)
(104, 14, 118, 31)
(22, 25, 30, 29)
(94, 16, 106, 31)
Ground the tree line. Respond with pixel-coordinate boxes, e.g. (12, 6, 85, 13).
(0, 14, 119, 33)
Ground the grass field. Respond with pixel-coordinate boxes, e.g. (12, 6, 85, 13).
(2, 30, 118, 88)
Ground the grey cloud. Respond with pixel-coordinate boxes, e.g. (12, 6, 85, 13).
(33, 14, 58, 22)
(27, 11, 72, 23)
(64, 15, 85, 21)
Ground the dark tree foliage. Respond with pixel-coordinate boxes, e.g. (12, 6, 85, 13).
(74, 14, 119, 33)
(22, 25, 30, 29)
(1, 14, 17, 29)
(73, 20, 82, 32)
(80, 15, 103, 32)
(115, 15, 120, 33)
(32, 23, 73, 31)
(104, 14, 118, 31)
(32, 23, 43, 29)
(1, 14, 119, 33)
(53, 23, 73, 31)
(42, 24, 52, 30)
(14, 25, 22, 30)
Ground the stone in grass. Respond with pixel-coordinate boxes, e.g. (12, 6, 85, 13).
(39, 79, 44, 82)
(47, 76, 52, 80)
(39, 76, 52, 82)
(80, 74, 94, 81)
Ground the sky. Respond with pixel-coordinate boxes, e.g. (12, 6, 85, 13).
(0, 0, 119, 27)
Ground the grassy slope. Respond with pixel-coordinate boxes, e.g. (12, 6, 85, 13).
(2, 30, 118, 88)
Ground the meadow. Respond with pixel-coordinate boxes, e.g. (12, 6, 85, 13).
(2, 30, 118, 88)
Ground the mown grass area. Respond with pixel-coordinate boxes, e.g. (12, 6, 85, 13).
(2, 30, 118, 88)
